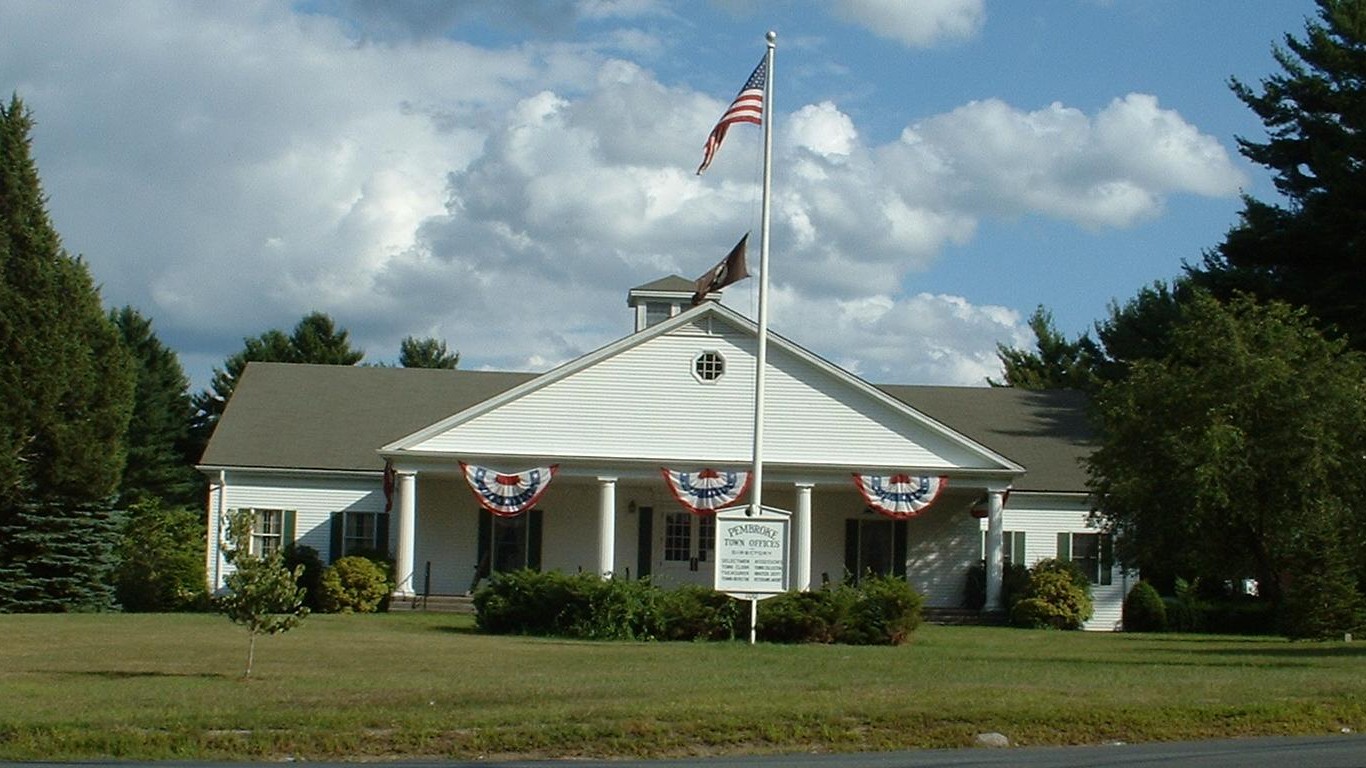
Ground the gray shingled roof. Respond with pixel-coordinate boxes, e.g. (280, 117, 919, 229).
(880, 385, 1094, 493)
(199, 363, 535, 472)
(630, 275, 695, 293)
(201, 363, 1094, 492)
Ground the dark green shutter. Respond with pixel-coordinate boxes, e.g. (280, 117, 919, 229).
(844, 519, 859, 583)
(329, 512, 344, 563)
(892, 520, 908, 578)
(1056, 532, 1071, 563)
(1014, 532, 1026, 566)
(527, 509, 544, 571)
(1100, 534, 1113, 586)
(376, 513, 391, 558)
(476, 509, 491, 581)
(636, 507, 653, 580)
(283, 510, 297, 547)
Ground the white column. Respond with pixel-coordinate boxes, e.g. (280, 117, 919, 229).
(794, 482, 813, 591)
(597, 477, 616, 578)
(395, 471, 417, 596)
(984, 488, 1007, 612)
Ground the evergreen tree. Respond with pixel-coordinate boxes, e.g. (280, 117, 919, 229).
(399, 335, 459, 369)
(1194, 0, 1366, 347)
(111, 306, 199, 508)
(0, 95, 134, 612)
(989, 306, 1098, 390)
(189, 312, 363, 453)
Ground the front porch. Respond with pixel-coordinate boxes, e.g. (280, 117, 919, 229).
(386, 467, 1013, 612)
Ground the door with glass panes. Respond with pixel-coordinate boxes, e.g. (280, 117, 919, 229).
(654, 510, 715, 587)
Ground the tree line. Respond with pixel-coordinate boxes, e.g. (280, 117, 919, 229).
(0, 94, 459, 612)
(994, 0, 1366, 638)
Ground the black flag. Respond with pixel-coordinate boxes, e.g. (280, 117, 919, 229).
(692, 233, 750, 305)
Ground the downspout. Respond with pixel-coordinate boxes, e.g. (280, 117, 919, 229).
(213, 469, 226, 592)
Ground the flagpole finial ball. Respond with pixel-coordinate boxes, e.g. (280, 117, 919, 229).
(766, 30, 777, 44)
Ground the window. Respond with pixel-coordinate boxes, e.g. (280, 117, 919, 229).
(981, 531, 1027, 565)
(344, 512, 378, 555)
(251, 509, 285, 557)
(663, 511, 713, 571)
(664, 511, 692, 562)
(693, 351, 725, 382)
(1058, 532, 1113, 585)
(645, 301, 673, 327)
(844, 516, 908, 584)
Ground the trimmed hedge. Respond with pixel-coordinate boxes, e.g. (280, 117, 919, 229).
(1010, 558, 1093, 630)
(1122, 581, 1167, 632)
(473, 569, 923, 645)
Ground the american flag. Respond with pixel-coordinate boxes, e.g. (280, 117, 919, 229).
(696, 56, 766, 175)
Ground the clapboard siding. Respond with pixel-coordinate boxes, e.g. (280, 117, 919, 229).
(411, 326, 990, 470)
(209, 471, 384, 591)
(985, 494, 1127, 631)
(905, 492, 982, 608)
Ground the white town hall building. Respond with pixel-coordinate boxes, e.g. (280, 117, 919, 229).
(200, 277, 1124, 629)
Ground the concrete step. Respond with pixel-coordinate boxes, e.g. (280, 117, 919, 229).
(923, 607, 1006, 626)
(389, 594, 477, 614)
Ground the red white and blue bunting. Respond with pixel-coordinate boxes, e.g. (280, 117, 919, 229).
(460, 462, 558, 517)
(661, 468, 751, 515)
(853, 473, 948, 519)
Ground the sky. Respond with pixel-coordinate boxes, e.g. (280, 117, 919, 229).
(0, 1, 1320, 392)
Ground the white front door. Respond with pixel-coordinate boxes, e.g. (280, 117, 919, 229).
(654, 510, 715, 587)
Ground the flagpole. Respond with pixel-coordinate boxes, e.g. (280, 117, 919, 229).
(749, 30, 776, 517)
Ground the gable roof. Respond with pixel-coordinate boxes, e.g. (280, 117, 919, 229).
(199, 314, 1095, 492)
(880, 385, 1094, 493)
(198, 363, 535, 472)
(382, 302, 1022, 475)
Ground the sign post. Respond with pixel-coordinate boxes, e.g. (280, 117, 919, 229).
(715, 505, 790, 644)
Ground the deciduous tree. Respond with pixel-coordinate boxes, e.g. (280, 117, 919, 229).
(1087, 291, 1366, 636)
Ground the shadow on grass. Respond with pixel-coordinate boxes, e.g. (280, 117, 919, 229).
(428, 623, 481, 635)
(55, 670, 229, 680)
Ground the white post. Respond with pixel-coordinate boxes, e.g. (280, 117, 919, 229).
(984, 488, 1006, 612)
(597, 477, 617, 578)
(395, 471, 417, 596)
(748, 31, 777, 518)
(795, 482, 813, 591)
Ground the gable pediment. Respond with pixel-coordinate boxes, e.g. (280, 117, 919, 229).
(385, 306, 1020, 477)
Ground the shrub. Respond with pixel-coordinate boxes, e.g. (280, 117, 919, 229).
(113, 500, 207, 612)
(320, 556, 392, 613)
(963, 561, 1030, 611)
(284, 545, 325, 611)
(840, 574, 923, 645)
(757, 577, 923, 645)
(1010, 559, 1092, 630)
(475, 570, 922, 645)
(1123, 581, 1167, 632)
(1278, 544, 1366, 640)
(659, 585, 740, 641)
(758, 589, 842, 643)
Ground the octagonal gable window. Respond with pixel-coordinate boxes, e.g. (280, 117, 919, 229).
(693, 351, 725, 383)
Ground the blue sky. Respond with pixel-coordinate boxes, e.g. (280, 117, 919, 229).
(0, 1, 1317, 389)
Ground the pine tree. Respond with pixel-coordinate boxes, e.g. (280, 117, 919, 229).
(0, 95, 134, 612)
(111, 306, 200, 508)
(189, 312, 363, 454)
(399, 335, 459, 369)
(1194, 0, 1366, 347)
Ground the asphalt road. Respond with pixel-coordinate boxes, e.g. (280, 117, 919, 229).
(5, 734, 1365, 768)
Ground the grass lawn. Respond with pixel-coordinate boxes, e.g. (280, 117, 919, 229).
(1, 612, 1362, 761)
